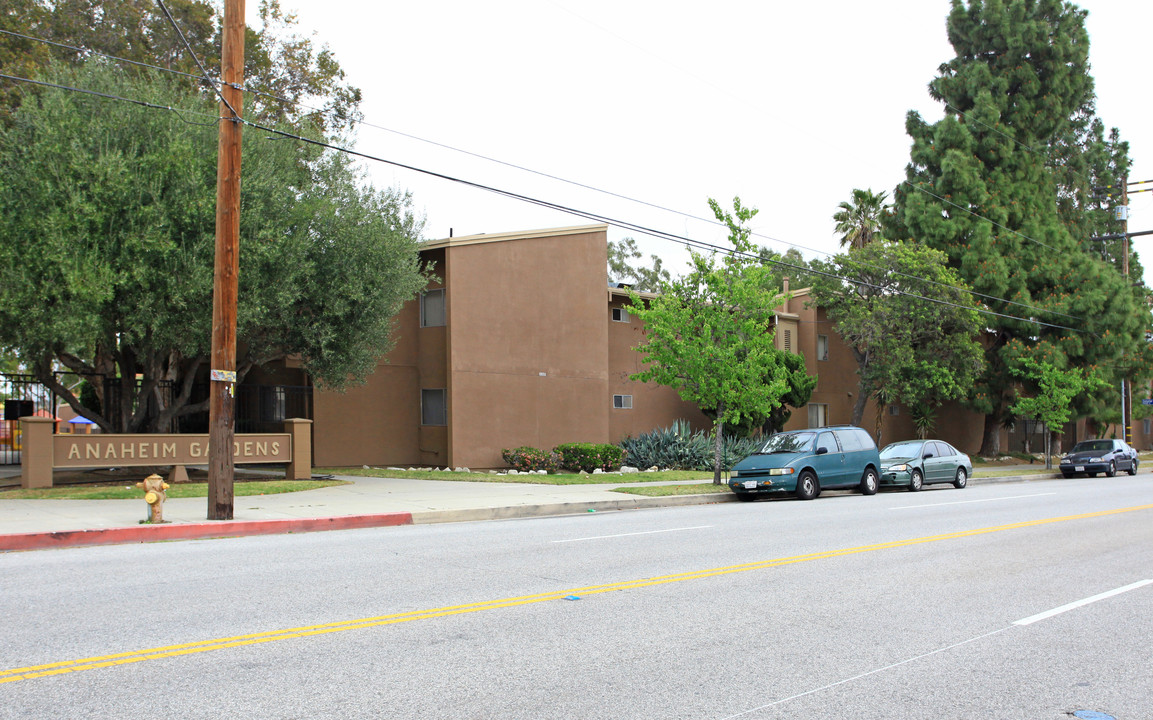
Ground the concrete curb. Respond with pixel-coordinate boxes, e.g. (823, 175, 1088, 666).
(0, 472, 1076, 552)
(0, 513, 414, 552)
(972, 472, 1061, 483)
(409, 492, 736, 524)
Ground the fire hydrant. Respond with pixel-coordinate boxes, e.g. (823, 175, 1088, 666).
(136, 473, 170, 524)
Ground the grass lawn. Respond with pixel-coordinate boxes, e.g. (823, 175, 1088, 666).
(971, 467, 1059, 478)
(1, 479, 351, 500)
(611, 483, 732, 497)
(316, 466, 714, 485)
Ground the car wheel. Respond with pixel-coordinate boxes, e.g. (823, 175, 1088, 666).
(908, 469, 923, 492)
(1105, 461, 1116, 478)
(795, 471, 818, 501)
(1128, 459, 1139, 476)
(953, 467, 968, 489)
(860, 467, 878, 496)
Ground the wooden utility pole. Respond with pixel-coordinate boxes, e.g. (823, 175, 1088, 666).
(1121, 175, 1132, 445)
(208, 0, 245, 520)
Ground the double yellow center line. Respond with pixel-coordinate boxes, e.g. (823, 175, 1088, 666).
(3, 503, 1150, 685)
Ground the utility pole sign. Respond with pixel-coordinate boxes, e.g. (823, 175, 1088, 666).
(208, 0, 245, 521)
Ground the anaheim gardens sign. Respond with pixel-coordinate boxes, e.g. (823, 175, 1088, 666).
(54, 434, 291, 467)
(18, 417, 312, 489)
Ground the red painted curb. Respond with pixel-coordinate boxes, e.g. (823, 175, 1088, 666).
(0, 513, 415, 552)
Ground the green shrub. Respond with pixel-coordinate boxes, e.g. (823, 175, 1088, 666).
(553, 442, 625, 472)
(501, 446, 556, 473)
(618, 420, 762, 470)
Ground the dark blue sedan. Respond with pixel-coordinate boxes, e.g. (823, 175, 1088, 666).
(1059, 439, 1138, 478)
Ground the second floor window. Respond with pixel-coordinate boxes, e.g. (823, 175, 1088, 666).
(421, 288, 445, 327)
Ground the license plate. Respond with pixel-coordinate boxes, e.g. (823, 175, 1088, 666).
(1075, 466, 1084, 472)
(743, 480, 757, 489)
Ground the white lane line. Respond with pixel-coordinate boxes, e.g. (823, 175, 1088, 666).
(891, 493, 1056, 509)
(552, 525, 713, 543)
(716, 627, 1012, 719)
(1013, 579, 1153, 626)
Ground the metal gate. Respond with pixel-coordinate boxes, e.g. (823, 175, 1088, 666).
(0, 374, 58, 465)
(0, 373, 312, 465)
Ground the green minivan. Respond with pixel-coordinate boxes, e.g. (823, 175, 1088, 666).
(728, 426, 882, 501)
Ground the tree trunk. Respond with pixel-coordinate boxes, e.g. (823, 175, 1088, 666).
(850, 349, 870, 427)
(1043, 422, 1052, 469)
(713, 413, 725, 485)
(978, 413, 1001, 457)
(1050, 427, 1064, 458)
(849, 385, 869, 427)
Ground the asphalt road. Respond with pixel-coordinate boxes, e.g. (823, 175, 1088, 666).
(2, 476, 1151, 719)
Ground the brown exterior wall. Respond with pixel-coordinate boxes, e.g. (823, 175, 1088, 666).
(606, 292, 711, 441)
(443, 228, 610, 468)
(312, 282, 424, 467)
(310, 225, 1039, 469)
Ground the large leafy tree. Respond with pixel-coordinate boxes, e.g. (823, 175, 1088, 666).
(884, 0, 1147, 455)
(0, 63, 426, 433)
(629, 198, 794, 483)
(607, 237, 671, 292)
(0, 0, 361, 134)
(757, 246, 809, 291)
(1009, 352, 1105, 468)
(833, 188, 888, 250)
(807, 241, 985, 435)
(702, 351, 818, 437)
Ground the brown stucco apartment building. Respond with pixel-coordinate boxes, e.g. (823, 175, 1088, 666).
(308, 224, 1023, 469)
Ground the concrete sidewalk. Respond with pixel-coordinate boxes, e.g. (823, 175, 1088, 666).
(0, 467, 1063, 552)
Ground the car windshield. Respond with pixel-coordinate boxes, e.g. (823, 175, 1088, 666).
(759, 432, 815, 453)
(1071, 440, 1112, 453)
(880, 441, 922, 460)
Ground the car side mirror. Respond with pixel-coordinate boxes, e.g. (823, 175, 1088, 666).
(816, 446, 828, 455)
(923, 453, 934, 459)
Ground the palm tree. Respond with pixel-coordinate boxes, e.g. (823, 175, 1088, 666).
(833, 188, 889, 250)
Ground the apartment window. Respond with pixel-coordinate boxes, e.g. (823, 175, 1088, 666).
(817, 334, 829, 361)
(889, 405, 899, 416)
(807, 403, 828, 428)
(613, 394, 633, 409)
(1144, 418, 1151, 436)
(421, 389, 447, 426)
(612, 307, 630, 323)
(420, 288, 445, 327)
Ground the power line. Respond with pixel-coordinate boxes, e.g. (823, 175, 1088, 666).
(0, 67, 1099, 334)
(0, 67, 1091, 334)
(0, 28, 209, 84)
(154, 0, 238, 119)
(0, 29, 1097, 325)
(237, 118, 1088, 335)
(0, 71, 219, 125)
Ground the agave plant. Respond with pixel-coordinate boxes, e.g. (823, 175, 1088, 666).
(619, 420, 761, 471)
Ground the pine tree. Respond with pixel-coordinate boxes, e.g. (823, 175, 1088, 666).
(885, 0, 1147, 455)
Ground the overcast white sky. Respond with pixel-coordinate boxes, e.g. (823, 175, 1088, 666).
(250, 0, 1153, 284)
